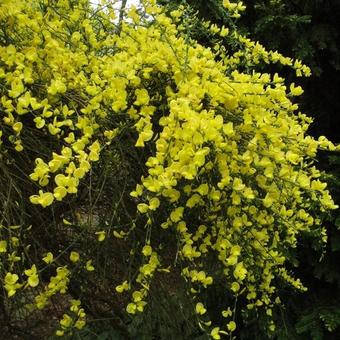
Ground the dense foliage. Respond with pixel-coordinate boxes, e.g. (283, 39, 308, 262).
(0, 0, 338, 338)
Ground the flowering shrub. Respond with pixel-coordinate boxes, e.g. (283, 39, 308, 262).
(0, 0, 338, 337)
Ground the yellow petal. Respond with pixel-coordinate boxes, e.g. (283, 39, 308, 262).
(70, 251, 80, 263)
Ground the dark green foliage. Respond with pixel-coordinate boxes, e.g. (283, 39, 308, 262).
(240, 1, 340, 74)
(239, 0, 340, 142)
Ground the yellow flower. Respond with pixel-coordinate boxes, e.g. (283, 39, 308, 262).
(27, 275, 39, 288)
(233, 262, 247, 281)
(196, 183, 209, 196)
(227, 321, 236, 332)
(8, 79, 25, 98)
(62, 218, 72, 225)
(269, 323, 276, 332)
(134, 89, 150, 106)
(126, 303, 136, 314)
(263, 193, 274, 208)
(48, 79, 67, 95)
(195, 302, 207, 315)
(0, 240, 7, 253)
(85, 260, 95, 271)
(12, 122, 23, 134)
(222, 308, 232, 318)
(4, 273, 22, 297)
(211, 327, 221, 339)
(137, 203, 149, 214)
(56, 330, 64, 337)
(182, 244, 194, 259)
(95, 231, 106, 242)
(5, 272, 19, 285)
(75, 319, 86, 329)
(43, 252, 54, 264)
(223, 122, 234, 136)
(231, 282, 240, 293)
(170, 207, 184, 223)
(70, 299, 81, 312)
(115, 280, 130, 293)
(54, 186, 67, 201)
(136, 300, 147, 312)
(132, 291, 143, 302)
(113, 230, 126, 239)
(148, 197, 160, 210)
(60, 314, 72, 328)
(70, 251, 80, 263)
(142, 245, 153, 257)
(29, 190, 54, 207)
(24, 265, 39, 287)
(290, 83, 304, 96)
(11, 237, 19, 247)
(186, 194, 201, 208)
(7, 252, 21, 263)
(233, 178, 245, 191)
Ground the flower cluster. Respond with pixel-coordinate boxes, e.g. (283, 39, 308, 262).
(0, 0, 338, 337)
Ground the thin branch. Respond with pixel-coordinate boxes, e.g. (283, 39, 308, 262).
(117, 0, 128, 35)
